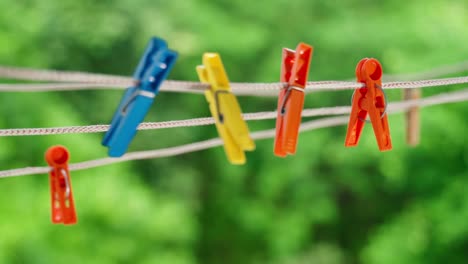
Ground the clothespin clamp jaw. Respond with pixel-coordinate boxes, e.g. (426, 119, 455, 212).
(344, 58, 392, 151)
(196, 53, 255, 165)
(45, 145, 77, 225)
(102, 37, 178, 157)
(274, 43, 313, 157)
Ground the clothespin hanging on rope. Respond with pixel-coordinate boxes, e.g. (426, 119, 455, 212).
(196, 53, 255, 164)
(45, 145, 77, 225)
(102, 37, 178, 157)
(274, 43, 313, 157)
(345, 58, 392, 151)
(403, 88, 421, 146)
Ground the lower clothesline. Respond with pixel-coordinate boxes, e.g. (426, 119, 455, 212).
(0, 88, 466, 179)
(0, 89, 466, 137)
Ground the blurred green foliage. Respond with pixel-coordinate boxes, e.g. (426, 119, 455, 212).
(0, 0, 467, 263)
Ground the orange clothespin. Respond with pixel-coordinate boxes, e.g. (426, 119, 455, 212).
(345, 58, 392, 151)
(45, 145, 77, 225)
(274, 43, 313, 157)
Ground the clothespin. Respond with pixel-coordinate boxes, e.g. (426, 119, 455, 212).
(344, 58, 392, 151)
(274, 43, 313, 157)
(45, 145, 77, 225)
(196, 53, 255, 164)
(403, 88, 421, 146)
(102, 37, 178, 157)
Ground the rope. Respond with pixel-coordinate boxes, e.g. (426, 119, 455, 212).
(2, 60, 468, 84)
(0, 107, 350, 136)
(0, 89, 466, 137)
(0, 65, 467, 95)
(0, 66, 135, 85)
(0, 77, 467, 95)
(0, 89, 466, 179)
(382, 60, 468, 81)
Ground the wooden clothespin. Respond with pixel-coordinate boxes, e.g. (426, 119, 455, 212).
(102, 37, 178, 157)
(45, 145, 77, 225)
(403, 88, 421, 146)
(196, 53, 255, 164)
(345, 58, 392, 151)
(274, 43, 313, 157)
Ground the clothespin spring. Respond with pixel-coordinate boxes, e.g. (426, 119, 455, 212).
(279, 86, 304, 115)
(214, 90, 230, 123)
(352, 84, 388, 123)
(121, 89, 156, 114)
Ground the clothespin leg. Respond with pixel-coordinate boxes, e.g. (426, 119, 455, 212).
(344, 92, 367, 147)
(102, 87, 137, 146)
(274, 89, 288, 157)
(220, 94, 255, 151)
(205, 91, 247, 164)
(55, 173, 77, 225)
(368, 111, 392, 151)
(216, 122, 246, 164)
(107, 97, 153, 157)
(50, 173, 62, 223)
(282, 89, 305, 155)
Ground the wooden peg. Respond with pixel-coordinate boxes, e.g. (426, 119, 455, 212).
(403, 88, 421, 146)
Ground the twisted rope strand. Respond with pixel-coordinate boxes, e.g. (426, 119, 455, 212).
(0, 65, 467, 95)
(0, 89, 466, 137)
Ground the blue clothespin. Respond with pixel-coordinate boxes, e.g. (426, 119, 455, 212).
(102, 37, 178, 157)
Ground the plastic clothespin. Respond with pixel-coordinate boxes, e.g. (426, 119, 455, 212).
(274, 43, 313, 157)
(196, 53, 255, 164)
(102, 37, 178, 157)
(344, 58, 392, 151)
(45, 145, 77, 225)
(403, 88, 421, 146)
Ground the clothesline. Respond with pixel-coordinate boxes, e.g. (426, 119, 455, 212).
(0, 62, 467, 95)
(0, 77, 467, 95)
(1, 60, 468, 84)
(0, 88, 466, 179)
(0, 89, 466, 137)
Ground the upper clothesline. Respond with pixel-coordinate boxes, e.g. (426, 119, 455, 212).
(0, 60, 467, 95)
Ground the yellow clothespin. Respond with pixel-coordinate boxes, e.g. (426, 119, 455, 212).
(196, 53, 255, 164)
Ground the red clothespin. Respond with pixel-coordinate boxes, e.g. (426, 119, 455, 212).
(274, 43, 313, 157)
(344, 58, 392, 151)
(45, 145, 77, 225)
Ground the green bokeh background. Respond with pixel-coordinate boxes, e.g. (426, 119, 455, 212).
(0, 0, 467, 263)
